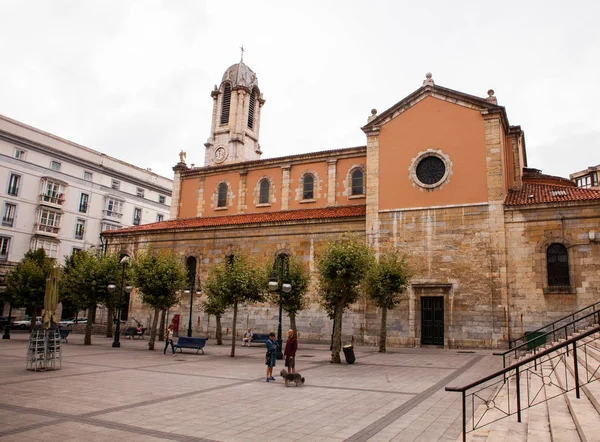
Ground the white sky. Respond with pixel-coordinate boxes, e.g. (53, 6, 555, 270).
(0, 0, 598, 179)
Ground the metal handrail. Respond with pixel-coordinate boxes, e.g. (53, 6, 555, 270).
(496, 308, 600, 368)
(446, 325, 600, 442)
(508, 300, 600, 348)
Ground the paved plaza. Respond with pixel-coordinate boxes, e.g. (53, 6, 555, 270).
(0, 332, 502, 442)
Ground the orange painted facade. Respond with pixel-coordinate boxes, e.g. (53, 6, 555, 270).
(378, 96, 489, 210)
(178, 177, 200, 218)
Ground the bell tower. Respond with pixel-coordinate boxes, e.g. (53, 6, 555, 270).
(204, 55, 265, 167)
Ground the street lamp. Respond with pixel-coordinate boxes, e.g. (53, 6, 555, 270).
(268, 254, 292, 360)
(183, 285, 201, 337)
(1, 284, 10, 340)
(107, 256, 132, 348)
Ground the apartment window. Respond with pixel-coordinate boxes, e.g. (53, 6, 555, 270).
(156, 214, 164, 222)
(133, 207, 142, 226)
(2, 203, 16, 227)
(14, 148, 26, 160)
(37, 209, 62, 234)
(259, 179, 270, 204)
(72, 247, 83, 255)
(0, 236, 10, 261)
(111, 179, 120, 190)
(41, 179, 65, 205)
(351, 169, 364, 196)
(31, 238, 59, 259)
(83, 171, 93, 181)
(136, 187, 145, 198)
(101, 222, 120, 232)
(75, 219, 86, 240)
(105, 198, 124, 219)
(547, 243, 570, 287)
(158, 194, 166, 204)
(303, 174, 314, 200)
(50, 160, 61, 171)
(7, 173, 20, 196)
(78, 193, 89, 213)
(217, 183, 228, 208)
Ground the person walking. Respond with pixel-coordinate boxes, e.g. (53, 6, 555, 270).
(284, 328, 298, 373)
(265, 332, 278, 382)
(163, 323, 175, 356)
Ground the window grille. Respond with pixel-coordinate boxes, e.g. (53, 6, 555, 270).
(259, 179, 270, 204)
(351, 169, 364, 195)
(303, 174, 314, 200)
(220, 84, 231, 125)
(248, 91, 256, 129)
(217, 183, 228, 207)
(547, 243, 570, 286)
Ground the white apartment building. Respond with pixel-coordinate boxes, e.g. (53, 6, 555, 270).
(0, 114, 172, 271)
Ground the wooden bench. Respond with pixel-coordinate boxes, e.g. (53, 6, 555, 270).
(59, 329, 70, 343)
(173, 337, 207, 354)
(249, 333, 270, 346)
(124, 327, 146, 339)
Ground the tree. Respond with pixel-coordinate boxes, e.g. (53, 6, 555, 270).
(317, 234, 374, 363)
(266, 255, 309, 336)
(201, 292, 227, 345)
(365, 250, 412, 353)
(61, 251, 124, 345)
(132, 251, 187, 351)
(203, 254, 265, 357)
(7, 249, 53, 327)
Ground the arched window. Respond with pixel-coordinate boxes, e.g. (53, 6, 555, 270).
(248, 90, 256, 129)
(220, 84, 231, 125)
(185, 256, 197, 289)
(547, 243, 570, 286)
(259, 179, 270, 204)
(303, 174, 314, 200)
(351, 169, 364, 195)
(217, 183, 228, 208)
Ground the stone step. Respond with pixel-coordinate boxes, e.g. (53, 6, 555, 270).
(563, 336, 600, 416)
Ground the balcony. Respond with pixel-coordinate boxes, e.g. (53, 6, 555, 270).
(2, 217, 14, 227)
(103, 210, 123, 220)
(34, 223, 60, 237)
(39, 193, 65, 208)
(7, 186, 19, 196)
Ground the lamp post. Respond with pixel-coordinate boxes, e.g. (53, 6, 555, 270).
(268, 255, 292, 360)
(107, 256, 132, 348)
(1, 285, 10, 340)
(183, 285, 201, 337)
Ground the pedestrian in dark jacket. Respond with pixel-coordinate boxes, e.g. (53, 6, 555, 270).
(265, 332, 278, 382)
(284, 329, 298, 373)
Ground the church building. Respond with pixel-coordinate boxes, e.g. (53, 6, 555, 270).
(102, 61, 600, 349)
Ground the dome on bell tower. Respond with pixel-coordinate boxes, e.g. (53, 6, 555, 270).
(221, 62, 259, 90)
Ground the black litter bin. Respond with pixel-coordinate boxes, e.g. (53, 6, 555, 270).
(343, 344, 356, 364)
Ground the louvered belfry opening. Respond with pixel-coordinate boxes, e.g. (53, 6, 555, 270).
(217, 183, 228, 207)
(259, 179, 270, 204)
(220, 84, 231, 125)
(547, 243, 570, 286)
(248, 91, 256, 129)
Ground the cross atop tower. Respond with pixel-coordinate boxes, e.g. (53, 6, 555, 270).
(240, 45, 245, 62)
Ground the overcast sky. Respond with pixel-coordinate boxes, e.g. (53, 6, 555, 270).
(0, 1, 598, 179)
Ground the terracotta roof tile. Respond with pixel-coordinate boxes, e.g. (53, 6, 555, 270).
(103, 205, 366, 235)
(506, 183, 600, 206)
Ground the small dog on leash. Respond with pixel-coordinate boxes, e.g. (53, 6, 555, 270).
(280, 369, 305, 387)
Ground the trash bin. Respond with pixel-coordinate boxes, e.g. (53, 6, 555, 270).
(343, 344, 356, 364)
(524, 331, 546, 350)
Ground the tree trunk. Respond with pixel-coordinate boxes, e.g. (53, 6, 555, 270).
(379, 306, 388, 353)
(106, 307, 113, 338)
(158, 309, 166, 341)
(230, 302, 238, 357)
(84, 304, 95, 345)
(216, 314, 222, 345)
(148, 307, 160, 350)
(289, 312, 297, 337)
(331, 301, 344, 363)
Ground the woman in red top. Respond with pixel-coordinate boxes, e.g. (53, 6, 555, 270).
(284, 329, 298, 373)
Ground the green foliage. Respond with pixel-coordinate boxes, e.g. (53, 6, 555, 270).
(266, 255, 309, 316)
(201, 290, 227, 317)
(203, 254, 265, 308)
(7, 249, 53, 310)
(317, 234, 374, 315)
(365, 250, 412, 309)
(132, 250, 188, 310)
